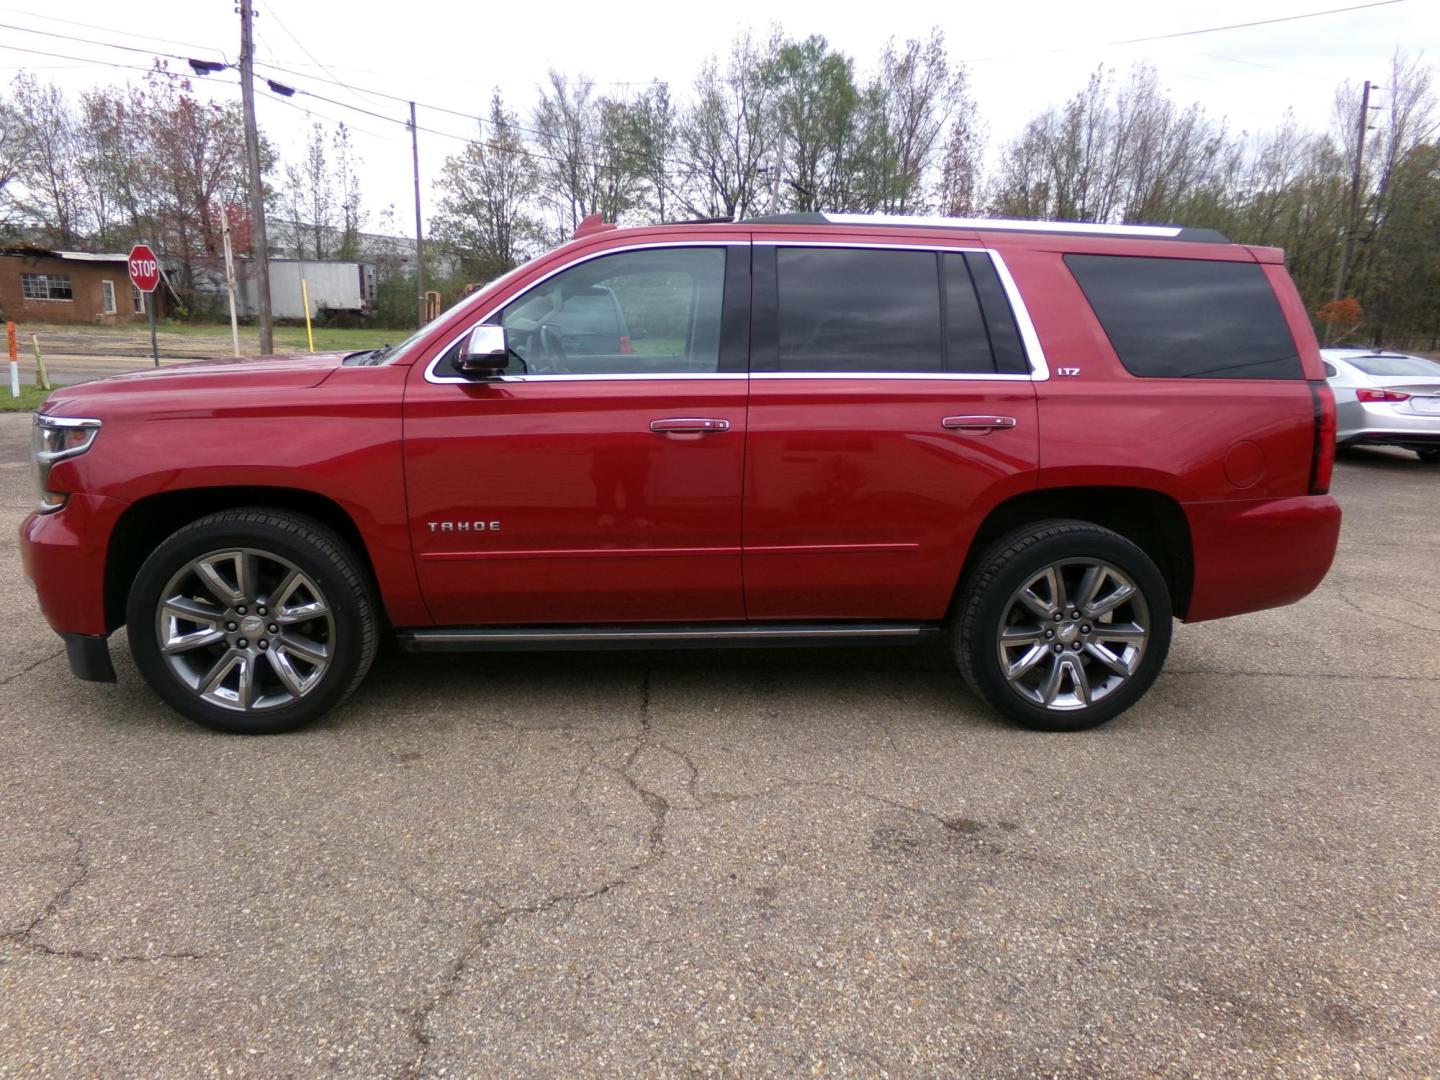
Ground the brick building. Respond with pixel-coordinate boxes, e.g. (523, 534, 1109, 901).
(0, 247, 164, 325)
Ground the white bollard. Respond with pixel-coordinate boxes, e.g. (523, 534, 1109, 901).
(8, 359, 18, 399)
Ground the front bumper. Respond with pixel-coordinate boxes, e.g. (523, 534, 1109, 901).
(1183, 494, 1342, 622)
(20, 492, 128, 638)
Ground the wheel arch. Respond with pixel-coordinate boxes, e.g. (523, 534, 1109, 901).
(955, 486, 1195, 620)
(104, 486, 378, 633)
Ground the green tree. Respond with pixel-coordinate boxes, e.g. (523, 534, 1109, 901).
(431, 91, 541, 280)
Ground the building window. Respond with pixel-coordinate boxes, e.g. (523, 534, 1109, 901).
(132, 285, 146, 314)
(21, 273, 74, 301)
(101, 280, 117, 314)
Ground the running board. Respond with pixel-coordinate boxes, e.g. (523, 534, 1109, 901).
(397, 623, 940, 653)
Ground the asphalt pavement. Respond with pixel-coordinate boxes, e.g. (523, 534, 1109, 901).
(0, 410, 1436, 1077)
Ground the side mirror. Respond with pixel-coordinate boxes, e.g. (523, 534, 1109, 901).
(456, 325, 510, 378)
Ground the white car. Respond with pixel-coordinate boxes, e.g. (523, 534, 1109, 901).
(1320, 348, 1440, 463)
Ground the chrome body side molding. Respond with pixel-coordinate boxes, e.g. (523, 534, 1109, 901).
(398, 623, 939, 652)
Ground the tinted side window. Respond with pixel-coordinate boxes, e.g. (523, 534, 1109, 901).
(969, 255, 1030, 374)
(1065, 254, 1302, 379)
(776, 248, 942, 373)
(497, 247, 726, 375)
(942, 254, 994, 373)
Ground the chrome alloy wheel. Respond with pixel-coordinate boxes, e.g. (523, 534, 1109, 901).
(996, 559, 1150, 712)
(154, 548, 334, 712)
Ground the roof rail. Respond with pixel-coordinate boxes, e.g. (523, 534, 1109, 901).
(741, 211, 1229, 244)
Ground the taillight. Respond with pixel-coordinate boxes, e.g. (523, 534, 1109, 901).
(1356, 388, 1410, 403)
(1308, 380, 1336, 496)
(619, 335, 634, 355)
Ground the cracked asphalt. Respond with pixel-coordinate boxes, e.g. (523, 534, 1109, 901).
(1, 410, 1437, 1077)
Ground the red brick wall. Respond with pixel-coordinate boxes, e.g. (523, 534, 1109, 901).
(0, 254, 155, 325)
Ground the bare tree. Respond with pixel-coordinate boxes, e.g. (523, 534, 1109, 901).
(676, 31, 781, 220)
(873, 31, 958, 212)
(333, 123, 366, 260)
(530, 70, 637, 239)
(936, 67, 985, 216)
(621, 82, 678, 221)
(7, 73, 83, 246)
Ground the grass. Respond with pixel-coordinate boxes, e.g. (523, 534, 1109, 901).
(171, 323, 400, 351)
(16, 321, 403, 352)
(0, 384, 50, 411)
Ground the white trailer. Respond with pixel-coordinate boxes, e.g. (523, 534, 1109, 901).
(238, 259, 377, 319)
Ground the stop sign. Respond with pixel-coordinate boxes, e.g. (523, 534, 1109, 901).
(127, 244, 160, 293)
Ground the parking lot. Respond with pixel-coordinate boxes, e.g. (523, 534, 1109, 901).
(0, 409, 1436, 1077)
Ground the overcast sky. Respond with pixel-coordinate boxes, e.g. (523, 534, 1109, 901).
(2, 0, 1434, 238)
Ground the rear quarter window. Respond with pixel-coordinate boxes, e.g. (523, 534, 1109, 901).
(1065, 254, 1303, 380)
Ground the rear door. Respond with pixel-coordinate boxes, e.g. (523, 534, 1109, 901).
(742, 242, 1041, 621)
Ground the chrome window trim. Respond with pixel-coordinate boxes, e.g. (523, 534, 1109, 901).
(422, 238, 1048, 385)
(424, 241, 747, 385)
(749, 372, 1037, 382)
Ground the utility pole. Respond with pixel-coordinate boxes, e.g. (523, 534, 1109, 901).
(409, 101, 426, 328)
(239, 0, 274, 354)
(1331, 79, 1375, 319)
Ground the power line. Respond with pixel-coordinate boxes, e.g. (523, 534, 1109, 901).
(1112, 0, 1404, 45)
(255, 1, 384, 111)
(250, 55, 637, 160)
(0, 6, 220, 56)
(0, 19, 220, 65)
(260, 90, 405, 145)
(964, 0, 1406, 62)
(0, 41, 231, 82)
(279, 80, 633, 172)
(0, 28, 633, 176)
(1196, 51, 1334, 82)
(0, 10, 636, 170)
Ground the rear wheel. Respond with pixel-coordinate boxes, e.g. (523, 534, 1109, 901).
(127, 509, 378, 734)
(954, 521, 1172, 732)
(1416, 448, 1440, 464)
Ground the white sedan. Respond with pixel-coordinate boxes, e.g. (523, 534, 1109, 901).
(1321, 348, 1440, 463)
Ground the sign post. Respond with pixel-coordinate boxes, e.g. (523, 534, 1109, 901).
(6, 322, 17, 399)
(219, 207, 241, 357)
(127, 244, 161, 368)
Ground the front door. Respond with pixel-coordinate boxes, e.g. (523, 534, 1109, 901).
(403, 243, 750, 626)
(743, 243, 1040, 620)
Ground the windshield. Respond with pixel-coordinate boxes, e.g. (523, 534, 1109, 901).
(1350, 354, 1440, 378)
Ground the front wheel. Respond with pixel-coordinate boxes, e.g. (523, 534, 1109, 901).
(954, 521, 1173, 732)
(127, 509, 379, 734)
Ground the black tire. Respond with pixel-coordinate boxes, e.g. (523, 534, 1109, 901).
(1416, 448, 1440, 464)
(126, 508, 379, 734)
(953, 520, 1173, 732)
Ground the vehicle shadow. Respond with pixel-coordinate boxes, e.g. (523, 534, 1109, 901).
(1336, 446, 1429, 471)
(353, 639, 992, 732)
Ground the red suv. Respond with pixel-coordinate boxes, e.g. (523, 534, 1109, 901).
(21, 213, 1341, 734)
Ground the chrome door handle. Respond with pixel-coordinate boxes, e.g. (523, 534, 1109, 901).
(942, 415, 1017, 431)
(649, 418, 731, 433)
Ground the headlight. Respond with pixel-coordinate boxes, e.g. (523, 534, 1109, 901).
(32, 414, 101, 513)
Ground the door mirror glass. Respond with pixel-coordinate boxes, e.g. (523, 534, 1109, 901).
(456, 324, 510, 378)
